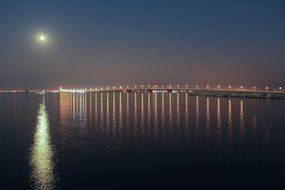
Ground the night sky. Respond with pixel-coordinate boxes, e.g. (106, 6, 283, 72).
(0, 0, 284, 89)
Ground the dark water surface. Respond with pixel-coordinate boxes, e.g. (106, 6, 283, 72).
(0, 92, 285, 189)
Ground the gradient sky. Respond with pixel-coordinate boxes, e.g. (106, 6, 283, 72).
(0, 0, 285, 89)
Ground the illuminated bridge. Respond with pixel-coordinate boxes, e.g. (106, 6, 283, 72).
(58, 85, 285, 100)
(60, 85, 194, 93)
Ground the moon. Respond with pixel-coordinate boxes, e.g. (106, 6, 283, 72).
(40, 35, 45, 41)
(37, 33, 48, 44)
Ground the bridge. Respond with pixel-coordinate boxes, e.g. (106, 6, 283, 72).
(60, 85, 193, 93)
(58, 84, 285, 99)
(2, 84, 283, 99)
(59, 84, 284, 94)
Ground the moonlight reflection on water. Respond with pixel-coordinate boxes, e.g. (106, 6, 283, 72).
(30, 96, 56, 190)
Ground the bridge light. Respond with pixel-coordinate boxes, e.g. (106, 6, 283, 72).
(217, 85, 220, 89)
(228, 85, 232, 89)
(279, 87, 282, 90)
(107, 87, 109, 90)
(119, 86, 122, 89)
(135, 85, 137, 88)
(206, 85, 210, 89)
(101, 87, 103, 90)
(148, 85, 150, 88)
(141, 85, 144, 88)
(162, 85, 164, 88)
(266, 86, 269, 90)
(196, 85, 199, 88)
(185, 84, 188, 88)
(127, 86, 129, 89)
(169, 85, 172, 87)
(240, 86, 243, 89)
(253, 86, 256, 90)
(155, 85, 157, 88)
(113, 86, 115, 89)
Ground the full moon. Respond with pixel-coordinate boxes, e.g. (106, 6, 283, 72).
(37, 33, 48, 44)
(40, 35, 45, 41)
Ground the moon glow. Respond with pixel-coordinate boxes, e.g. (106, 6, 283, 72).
(37, 33, 48, 44)
(40, 36, 45, 41)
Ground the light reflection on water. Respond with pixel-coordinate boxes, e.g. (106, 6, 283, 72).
(206, 97, 210, 138)
(228, 99, 233, 146)
(30, 95, 56, 190)
(0, 92, 284, 189)
(57, 92, 268, 150)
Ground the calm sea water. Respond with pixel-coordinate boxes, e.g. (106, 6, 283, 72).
(0, 92, 285, 189)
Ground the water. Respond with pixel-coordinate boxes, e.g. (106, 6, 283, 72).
(0, 92, 285, 189)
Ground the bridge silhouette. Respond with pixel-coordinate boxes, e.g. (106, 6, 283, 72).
(59, 84, 283, 94)
(60, 85, 191, 93)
